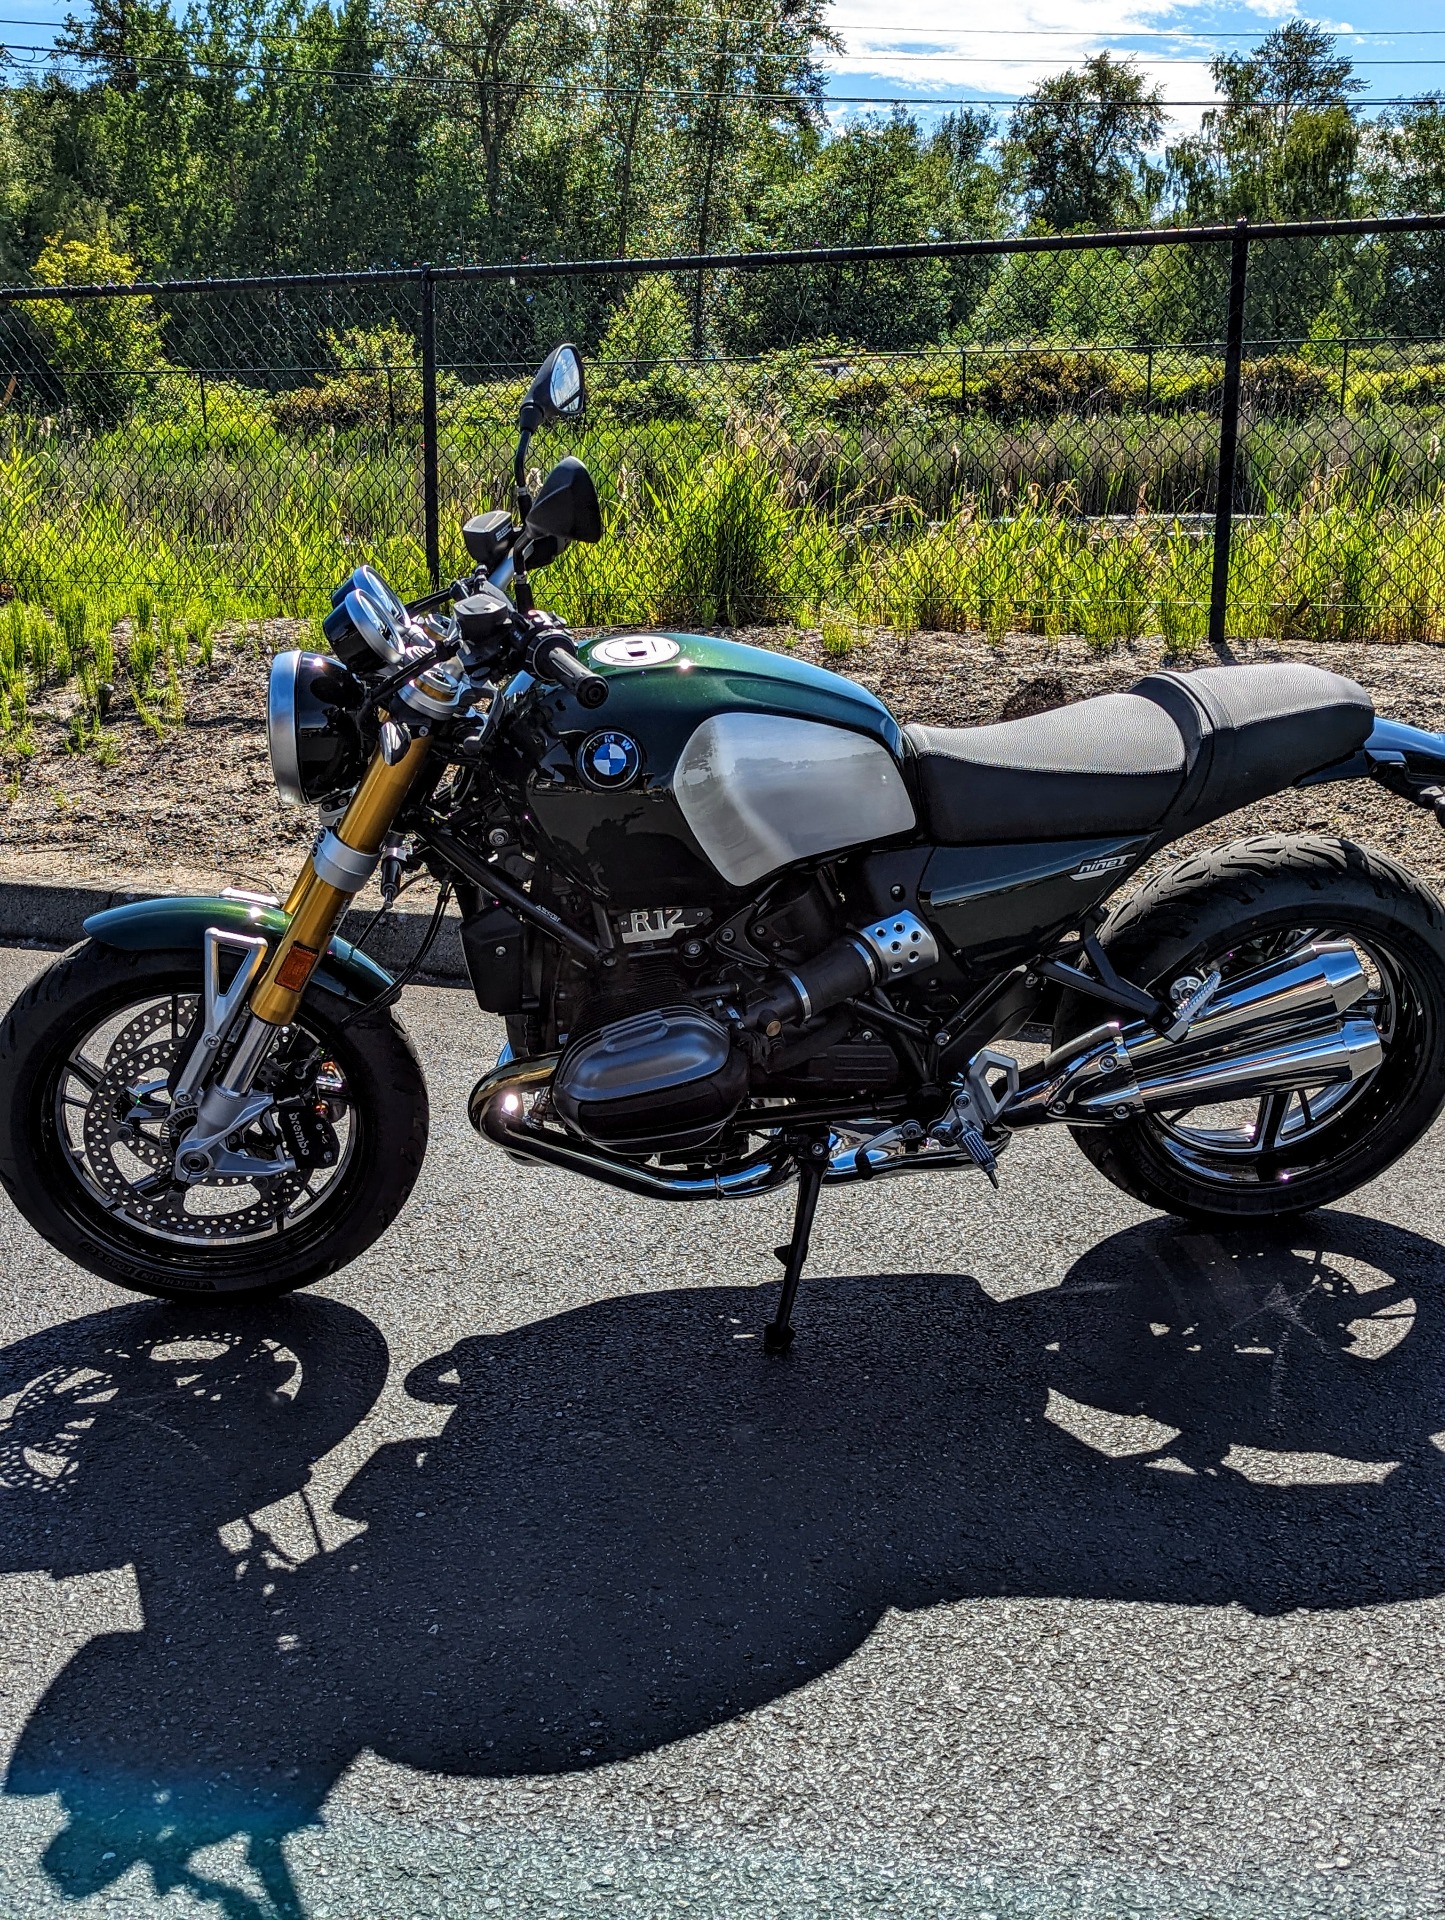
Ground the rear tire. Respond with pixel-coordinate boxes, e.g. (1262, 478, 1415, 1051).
(1058, 836, 1445, 1221)
(0, 942, 429, 1299)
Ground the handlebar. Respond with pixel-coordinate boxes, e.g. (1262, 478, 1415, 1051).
(528, 631, 609, 709)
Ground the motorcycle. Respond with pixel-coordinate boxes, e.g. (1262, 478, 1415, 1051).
(6, 340, 1445, 1347)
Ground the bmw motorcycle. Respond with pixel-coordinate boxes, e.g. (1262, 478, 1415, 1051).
(7, 342, 1445, 1346)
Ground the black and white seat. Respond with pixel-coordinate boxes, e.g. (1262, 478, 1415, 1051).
(903, 664, 1374, 845)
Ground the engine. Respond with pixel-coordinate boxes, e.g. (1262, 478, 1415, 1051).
(553, 1007, 748, 1153)
(548, 888, 942, 1157)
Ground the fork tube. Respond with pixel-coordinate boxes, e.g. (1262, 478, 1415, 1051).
(250, 734, 432, 1028)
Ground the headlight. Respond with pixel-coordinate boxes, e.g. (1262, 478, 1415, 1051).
(268, 650, 368, 807)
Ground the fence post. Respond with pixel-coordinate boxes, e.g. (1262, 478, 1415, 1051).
(420, 263, 440, 589)
(1208, 217, 1250, 652)
(1339, 336, 1350, 415)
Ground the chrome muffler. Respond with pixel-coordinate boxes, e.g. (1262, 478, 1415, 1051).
(1005, 942, 1381, 1128)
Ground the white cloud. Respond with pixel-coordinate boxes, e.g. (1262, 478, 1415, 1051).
(816, 0, 1336, 126)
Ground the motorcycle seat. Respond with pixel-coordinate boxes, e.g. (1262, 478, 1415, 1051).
(903, 663, 1374, 845)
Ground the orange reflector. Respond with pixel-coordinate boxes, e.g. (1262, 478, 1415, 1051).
(275, 944, 320, 992)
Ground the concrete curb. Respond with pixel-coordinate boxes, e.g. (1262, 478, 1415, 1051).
(0, 880, 470, 984)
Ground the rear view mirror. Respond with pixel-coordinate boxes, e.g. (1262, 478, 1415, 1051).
(522, 345, 585, 427)
(524, 456, 602, 562)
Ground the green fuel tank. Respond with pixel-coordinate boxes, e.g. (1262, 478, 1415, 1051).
(526, 632, 914, 907)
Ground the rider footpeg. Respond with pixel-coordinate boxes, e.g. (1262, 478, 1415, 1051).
(957, 1124, 1000, 1188)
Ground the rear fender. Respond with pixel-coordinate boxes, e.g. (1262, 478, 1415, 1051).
(1300, 717, 1445, 796)
(81, 895, 393, 1005)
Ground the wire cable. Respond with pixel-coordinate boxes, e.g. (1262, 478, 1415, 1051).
(3, 44, 1441, 110)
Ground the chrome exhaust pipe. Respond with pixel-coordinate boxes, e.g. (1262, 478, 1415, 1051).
(471, 1053, 797, 1201)
(1144, 1015, 1383, 1109)
(472, 940, 1384, 1199)
(1128, 941, 1368, 1068)
(1005, 942, 1379, 1129)
(1087, 1016, 1381, 1120)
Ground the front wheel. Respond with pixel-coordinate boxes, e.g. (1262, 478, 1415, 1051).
(0, 943, 429, 1299)
(1060, 836, 1445, 1222)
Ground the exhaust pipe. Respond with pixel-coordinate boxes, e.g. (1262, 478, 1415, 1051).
(471, 942, 1384, 1200)
(1005, 943, 1381, 1129)
(1128, 941, 1368, 1067)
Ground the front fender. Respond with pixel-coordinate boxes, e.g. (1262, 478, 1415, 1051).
(81, 895, 393, 1006)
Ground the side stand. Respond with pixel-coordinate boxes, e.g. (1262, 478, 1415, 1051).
(763, 1134, 828, 1354)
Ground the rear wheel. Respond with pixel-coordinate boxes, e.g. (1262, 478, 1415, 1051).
(1059, 837, 1445, 1221)
(0, 942, 429, 1298)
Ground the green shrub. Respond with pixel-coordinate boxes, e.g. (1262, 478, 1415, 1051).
(596, 370, 699, 423)
(1241, 355, 1334, 419)
(272, 322, 462, 436)
(970, 351, 1129, 421)
(593, 277, 699, 425)
(21, 231, 167, 431)
(1368, 362, 1445, 408)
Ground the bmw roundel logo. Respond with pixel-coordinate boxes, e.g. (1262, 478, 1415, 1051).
(578, 729, 642, 790)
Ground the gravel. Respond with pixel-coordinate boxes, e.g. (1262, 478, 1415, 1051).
(3, 944, 1445, 1918)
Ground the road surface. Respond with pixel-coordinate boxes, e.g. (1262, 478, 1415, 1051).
(1, 944, 1443, 1919)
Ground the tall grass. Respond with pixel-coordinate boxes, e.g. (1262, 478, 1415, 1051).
(2, 383, 1444, 647)
(544, 455, 1445, 649)
(0, 582, 236, 761)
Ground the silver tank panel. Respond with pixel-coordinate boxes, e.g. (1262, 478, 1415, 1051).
(673, 712, 916, 887)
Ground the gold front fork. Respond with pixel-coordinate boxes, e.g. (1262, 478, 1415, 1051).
(252, 733, 432, 1027)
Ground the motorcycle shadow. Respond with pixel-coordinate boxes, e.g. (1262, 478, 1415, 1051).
(4, 1210, 1445, 1914)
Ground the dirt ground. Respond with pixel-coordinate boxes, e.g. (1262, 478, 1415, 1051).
(2, 623, 1444, 903)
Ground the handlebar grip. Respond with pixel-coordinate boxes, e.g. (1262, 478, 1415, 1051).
(534, 635, 609, 709)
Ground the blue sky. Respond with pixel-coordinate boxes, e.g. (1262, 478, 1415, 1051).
(823, 0, 1445, 130)
(1, 0, 1441, 135)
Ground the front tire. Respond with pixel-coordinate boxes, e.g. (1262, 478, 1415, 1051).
(1059, 836, 1445, 1221)
(0, 942, 429, 1299)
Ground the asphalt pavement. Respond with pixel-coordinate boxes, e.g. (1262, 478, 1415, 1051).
(2, 941, 1445, 1919)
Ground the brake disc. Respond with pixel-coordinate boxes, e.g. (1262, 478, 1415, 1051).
(67, 996, 316, 1242)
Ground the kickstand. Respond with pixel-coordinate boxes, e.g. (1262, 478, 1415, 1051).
(763, 1135, 828, 1354)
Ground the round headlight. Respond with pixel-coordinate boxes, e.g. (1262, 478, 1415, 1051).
(268, 650, 368, 807)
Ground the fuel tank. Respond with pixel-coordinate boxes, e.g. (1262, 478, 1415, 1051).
(528, 632, 913, 906)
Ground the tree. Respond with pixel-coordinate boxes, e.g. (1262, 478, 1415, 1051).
(1361, 100, 1445, 335)
(380, 0, 591, 250)
(1004, 54, 1164, 233)
(1167, 22, 1363, 225)
(1164, 25, 1365, 339)
(721, 113, 959, 350)
(22, 225, 165, 424)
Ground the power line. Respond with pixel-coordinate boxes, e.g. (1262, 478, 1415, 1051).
(4, 38, 1442, 108)
(828, 23, 1445, 35)
(5, 10, 1445, 28)
(824, 54, 1442, 68)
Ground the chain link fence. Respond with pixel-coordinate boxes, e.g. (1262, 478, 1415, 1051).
(1, 214, 1444, 645)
